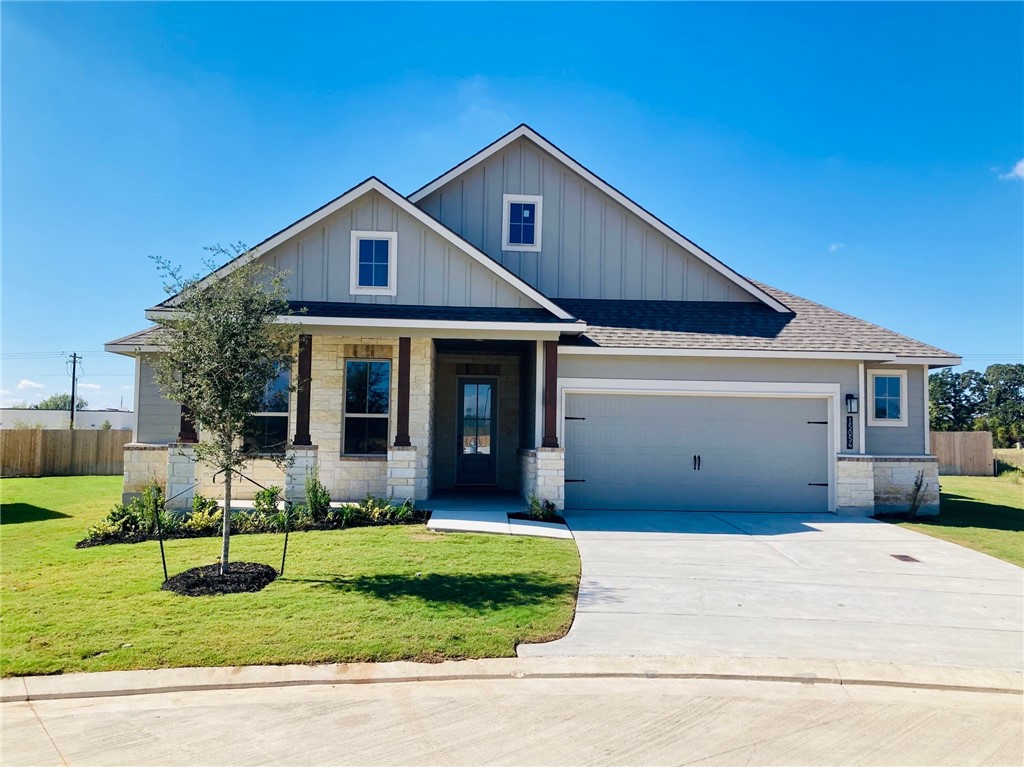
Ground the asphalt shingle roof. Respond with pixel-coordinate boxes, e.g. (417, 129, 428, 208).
(110, 285, 956, 361)
(558, 282, 957, 358)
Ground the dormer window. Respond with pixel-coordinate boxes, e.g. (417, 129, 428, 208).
(502, 194, 543, 252)
(350, 231, 398, 296)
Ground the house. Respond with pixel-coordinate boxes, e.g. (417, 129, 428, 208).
(106, 125, 959, 516)
(0, 409, 133, 431)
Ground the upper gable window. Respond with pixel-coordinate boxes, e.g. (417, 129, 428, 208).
(350, 231, 398, 297)
(867, 369, 908, 427)
(502, 194, 543, 252)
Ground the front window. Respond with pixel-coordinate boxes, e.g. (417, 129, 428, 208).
(502, 194, 543, 252)
(349, 231, 397, 296)
(343, 360, 391, 455)
(245, 366, 290, 453)
(867, 370, 908, 427)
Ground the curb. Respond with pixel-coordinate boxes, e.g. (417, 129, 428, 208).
(3, 656, 1021, 703)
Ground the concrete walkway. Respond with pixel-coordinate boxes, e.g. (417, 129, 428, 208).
(519, 511, 1024, 670)
(3, 658, 1021, 767)
(425, 493, 573, 538)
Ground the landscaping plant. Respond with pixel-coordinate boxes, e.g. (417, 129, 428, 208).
(148, 246, 298, 575)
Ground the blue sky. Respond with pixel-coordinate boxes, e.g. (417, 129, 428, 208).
(2, 2, 1021, 409)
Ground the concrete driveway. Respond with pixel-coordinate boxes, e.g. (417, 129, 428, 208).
(518, 511, 1023, 670)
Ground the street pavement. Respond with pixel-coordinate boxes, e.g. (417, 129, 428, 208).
(5, 673, 1022, 766)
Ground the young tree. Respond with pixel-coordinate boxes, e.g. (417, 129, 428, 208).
(150, 244, 298, 575)
(928, 369, 987, 432)
(32, 393, 88, 411)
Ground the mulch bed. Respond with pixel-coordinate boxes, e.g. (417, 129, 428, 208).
(162, 562, 277, 596)
(507, 512, 567, 526)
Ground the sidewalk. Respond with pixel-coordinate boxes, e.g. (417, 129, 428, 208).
(3, 655, 1021, 703)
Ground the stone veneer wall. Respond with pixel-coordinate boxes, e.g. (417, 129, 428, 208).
(873, 456, 939, 515)
(122, 444, 169, 504)
(519, 447, 565, 511)
(836, 455, 939, 516)
(196, 458, 286, 502)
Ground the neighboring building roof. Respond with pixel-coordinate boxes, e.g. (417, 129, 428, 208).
(105, 326, 163, 352)
(558, 283, 959, 361)
(407, 124, 790, 314)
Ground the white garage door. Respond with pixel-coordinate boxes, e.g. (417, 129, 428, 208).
(564, 393, 831, 513)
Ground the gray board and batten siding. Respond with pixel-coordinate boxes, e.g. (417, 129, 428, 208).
(558, 354, 927, 457)
(416, 137, 759, 303)
(136, 356, 179, 444)
(256, 190, 543, 310)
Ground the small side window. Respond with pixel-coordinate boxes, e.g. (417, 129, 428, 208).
(502, 194, 542, 252)
(867, 370, 908, 427)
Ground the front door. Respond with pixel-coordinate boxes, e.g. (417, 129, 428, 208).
(457, 378, 497, 485)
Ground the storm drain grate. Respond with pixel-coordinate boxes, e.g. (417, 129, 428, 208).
(891, 554, 921, 562)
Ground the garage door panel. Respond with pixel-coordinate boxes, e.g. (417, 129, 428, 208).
(565, 393, 830, 513)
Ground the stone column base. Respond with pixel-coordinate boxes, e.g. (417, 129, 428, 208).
(166, 445, 196, 511)
(122, 443, 169, 505)
(520, 447, 565, 511)
(285, 446, 318, 504)
(387, 446, 428, 502)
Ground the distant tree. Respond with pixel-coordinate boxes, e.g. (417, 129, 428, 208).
(977, 364, 1024, 448)
(32, 393, 88, 411)
(149, 244, 298, 576)
(100, 420, 113, 430)
(928, 369, 988, 432)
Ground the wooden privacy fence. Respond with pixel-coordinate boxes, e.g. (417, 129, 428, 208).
(1, 429, 133, 478)
(930, 431, 994, 476)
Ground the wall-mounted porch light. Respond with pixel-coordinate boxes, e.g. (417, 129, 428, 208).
(846, 394, 859, 414)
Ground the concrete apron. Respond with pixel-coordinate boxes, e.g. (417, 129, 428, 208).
(2, 656, 1021, 703)
(518, 510, 1024, 671)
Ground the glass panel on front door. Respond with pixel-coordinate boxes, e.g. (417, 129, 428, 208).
(457, 379, 497, 485)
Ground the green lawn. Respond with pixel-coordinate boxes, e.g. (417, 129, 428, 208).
(0, 476, 580, 677)
(896, 474, 1023, 567)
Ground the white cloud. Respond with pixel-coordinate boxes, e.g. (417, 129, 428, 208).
(999, 159, 1024, 181)
(80, 383, 102, 391)
(0, 389, 9, 395)
(16, 379, 45, 390)
(828, 242, 844, 253)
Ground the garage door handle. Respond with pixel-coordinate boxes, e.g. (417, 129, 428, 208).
(808, 483, 828, 487)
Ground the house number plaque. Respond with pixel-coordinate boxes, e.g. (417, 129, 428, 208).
(846, 416, 854, 450)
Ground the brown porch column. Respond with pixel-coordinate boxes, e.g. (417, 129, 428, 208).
(177, 404, 198, 444)
(542, 340, 559, 448)
(293, 334, 312, 446)
(394, 336, 412, 447)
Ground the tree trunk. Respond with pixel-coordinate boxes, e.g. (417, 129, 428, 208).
(221, 466, 232, 575)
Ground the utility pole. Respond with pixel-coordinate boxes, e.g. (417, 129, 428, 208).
(69, 353, 81, 429)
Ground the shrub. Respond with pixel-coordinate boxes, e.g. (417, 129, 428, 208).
(527, 493, 559, 522)
(181, 506, 223, 536)
(253, 485, 282, 516)
(304, 467, 332, 521)
(358, 495, 418, 525)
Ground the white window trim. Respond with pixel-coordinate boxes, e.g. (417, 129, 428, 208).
(502, 194, 543, 252)
(866, 369, 908, 427)
(342, 358, 392, 456)
(349, 231, 398, 297)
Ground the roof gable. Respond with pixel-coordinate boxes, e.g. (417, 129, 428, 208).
(159, 177, 573, 320)
(409, 125, 790, 313)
